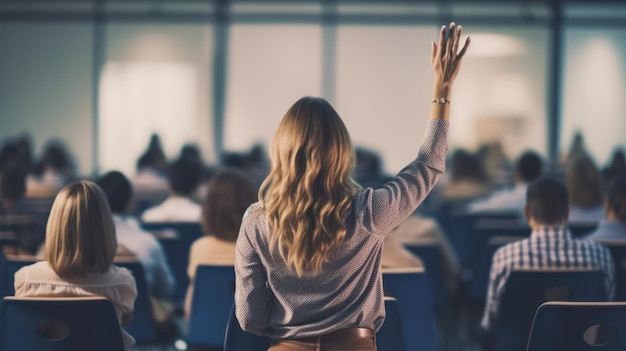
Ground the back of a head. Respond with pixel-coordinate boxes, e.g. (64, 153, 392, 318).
(45, 181, 117, 279)
(516, 151, 543, 183)
(607, 176, 626, 223)
(96, 171, 132, 214)
(566, 156, 604, 208)
(450, 149, 486, 182)
(179, 144, 202, 164)
(0, 167, 26, 202)
(42, 141, 71, 171)
(202, 168, 256, 242)
(168, 159, 202, 197)
(261, 96, 360, 277)
(526, 177, 569, 225)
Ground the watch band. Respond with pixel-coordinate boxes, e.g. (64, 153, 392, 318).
(432, 97, 450, 104)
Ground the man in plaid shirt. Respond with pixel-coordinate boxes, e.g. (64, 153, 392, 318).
(481, 177, 614, 332)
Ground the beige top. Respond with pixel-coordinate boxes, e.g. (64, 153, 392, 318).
(14, 261, 137, 351)
(185, 235, 237, 317)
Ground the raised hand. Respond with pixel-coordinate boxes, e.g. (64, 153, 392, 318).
(431, 22, 470, 88)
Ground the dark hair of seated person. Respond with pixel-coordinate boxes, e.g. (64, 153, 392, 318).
(96, 171, 132, 214)
(516, 151, 543, 183)
(1, 167, 27, 203)
(526, 177, 569, 225)
(167, 159, 202, 197)
(607, 176, 626, 223)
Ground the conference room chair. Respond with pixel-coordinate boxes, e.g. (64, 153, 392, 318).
(382, 267, 437, 351)
(115, 260, 158, 345)
(404, 240, 447, 308)
(597, 240, 626, 301)
(0, 255, 37, 298)
(376, 296, 406, 351)
(223, 304, 271, 351)
(141, 222, 204, 302)
(527, 301, 626, 351)
(0, 296, 125, 351)
(495, 269, 607, 351)
(186, 265, 235, 350)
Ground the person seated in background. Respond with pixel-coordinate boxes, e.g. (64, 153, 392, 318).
(97, 171, 175, 301)
(481, 177, 614, 333)
(566, 156, 605, 223)
(142, 159, 203, 223)
(0, 167, 46, 256)
(185, 168, 257, 318)
(132, 134, 169, 197)
(26, 140, 75, 197)
(586, 176, 626, 240)
(439, 148, 490, 200)
(602, 148, 626, 184)
(14, 181, 137, 351)
(468, 150, 543, 214)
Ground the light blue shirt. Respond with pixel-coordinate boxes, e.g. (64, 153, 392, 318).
(585, 220, 626, 240)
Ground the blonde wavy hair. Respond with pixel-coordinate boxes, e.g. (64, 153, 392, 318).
(259, 97, 361, 277)
(45, 181, 117, 279)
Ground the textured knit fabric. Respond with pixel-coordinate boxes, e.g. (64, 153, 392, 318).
(14, 261, 137, 350)
(481, 226, 615, 331)
(235, 119, 448, 338)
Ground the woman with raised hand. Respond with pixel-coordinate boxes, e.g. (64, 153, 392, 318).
(14, 181, 137, 351)
(235, 23, 470, 351)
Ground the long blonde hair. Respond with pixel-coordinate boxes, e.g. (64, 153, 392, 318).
(259, 97, 360, 277)
(45, 181, 117, 279)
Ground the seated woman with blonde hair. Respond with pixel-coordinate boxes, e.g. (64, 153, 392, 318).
(14, 181, 137, 350)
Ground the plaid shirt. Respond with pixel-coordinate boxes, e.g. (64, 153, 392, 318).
(481, 225, 615, 331)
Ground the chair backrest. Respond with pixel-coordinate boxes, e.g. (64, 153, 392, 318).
(114, 260, 157, 343)
(597, 240, 626, 301)
(0, 296, 125, 351)
(382, 268, 436, 351)
(223, 303, 272, 351)
(187, 265, 236, 348)
(404, 242, 447, 308)
(141, 222, 203, 302)
(497, 269, 607, 351)
(376, 297, 406, 351)
(527, 301, 626, 351)
(0, 256, 37, 298)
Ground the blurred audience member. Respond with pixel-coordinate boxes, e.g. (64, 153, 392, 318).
(353, 147, 393, 189)
(602, 148, 626, 184)
(476, 142, 512, 188)
(481, 177, 614, 333)
(185, 169, 256, 317)
(586, 176, 626, 240)
(221, 144, 270, 191)
(440, 149, 489, 200)
(562, 131, 590, 166)
(132, 135, 169, 196)
(27, 140, 74, 197)
(97, 171, 175, 302)
(142, 159, 203, 222)
(381, 236, 424, 270)
(468, 151, 543, 214)
(14, 181, 137, 350)
(0, 167, 46, 255)
(566, 156, 605, 223)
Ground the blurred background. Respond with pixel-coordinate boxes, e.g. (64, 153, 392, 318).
(0, 0, 624, 178)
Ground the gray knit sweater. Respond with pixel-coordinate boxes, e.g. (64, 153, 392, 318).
(235, 119, 448, 338)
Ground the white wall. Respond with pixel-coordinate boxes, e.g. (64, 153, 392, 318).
(562, 28, 626, 166)
(0, 23, 93, 175)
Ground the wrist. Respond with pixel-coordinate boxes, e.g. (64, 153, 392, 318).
(432, 82, 453, 100)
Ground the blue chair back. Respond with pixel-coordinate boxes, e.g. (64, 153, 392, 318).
(404, 242, 447, 308)
(382, 268, 436, 351)
(497, 269, 607, 351)
(0, 296, 125, 351)
(115, 260, 157, 343)
(187, 265, 236, 348)
(527, 302, 626, 351)
(597, 240, 626, 301)
(223, 304, 272, 351)
(0, 256, 37, 298)
(376, 297, 406, 351)
(141, 222, 203, 302)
